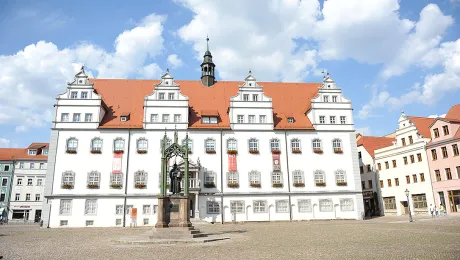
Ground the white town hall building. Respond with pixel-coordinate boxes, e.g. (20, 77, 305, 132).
(42, 43, 364, 228)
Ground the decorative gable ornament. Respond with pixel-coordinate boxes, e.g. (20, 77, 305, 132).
(321, 72, 337, 89)
(68, 65, 91, 86)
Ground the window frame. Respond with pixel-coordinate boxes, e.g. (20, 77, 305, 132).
(91, 137, 103, 152)
(206, 201, 220, 214)
(227, 138, 237, 152)
(253, 200, 267, 213)
(275, 200, 289, 213)
(205, 138, 216, 152)
(340, 199, 354, 211)
(84, 199, 97, 215)
(319, 199, 333, 212)
(291, 138, 301, 152)
(230, 200, 245, 213)
(113, 138, 125, 152)
(298, 199, 312, 213)
(59, 199, 73, 215)
(248, 138, 259, 152)
(66, 137, 78, 152)
(137, 138, 148, 152)
(134, 170, 148, 187)
(62, 171, 75, 188)
(87, 171, 100, 188)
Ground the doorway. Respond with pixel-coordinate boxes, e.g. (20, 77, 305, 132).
(35, 210, 42, 222)
(401, 201, 409, 215)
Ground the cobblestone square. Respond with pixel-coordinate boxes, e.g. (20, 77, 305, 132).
(1, 215, 460, 260)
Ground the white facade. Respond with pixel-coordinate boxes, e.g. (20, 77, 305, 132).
(42, 67, 364, 228)
(9, 159, 47, 222)
(357, 145, 381, 215)
(375, 112, 434, 216)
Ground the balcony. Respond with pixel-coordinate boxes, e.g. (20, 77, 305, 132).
(181, 178, 201, 191)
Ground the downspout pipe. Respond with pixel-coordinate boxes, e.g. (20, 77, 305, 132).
(284, 130, 292, 221)
(123, 129, 132, 227)
(220, 129, 224, 224)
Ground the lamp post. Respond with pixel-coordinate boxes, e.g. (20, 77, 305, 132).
(405, 189, 413, 222)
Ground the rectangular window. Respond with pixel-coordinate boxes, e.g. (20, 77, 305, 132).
(332, 96, 337, 102)
(276, 200, 289, 213)
(243, 94, 249, 101)
(207, 201, 220, 214)
(431, 149, 437, 160)
(340, 116, 346, 124)
(237, 115, 244, 123)
(174, 114, 181, 123)
(410, 155, 415, 163)
(298, 200, 312, 213)
(143, 219, 149, 225)
(367, 165, 371, 172)
(85, 199, 97, 215)
(446, 168, 452, 180)
(85, 113, 92, 122)
(15, 193, 20, 200)
(361, 181, 365, 189)
(319, 116, 325, 124)
(442, 125, 449, 135)
(271, 171, 282, 185)
(380, 180, 384, 188)
(73, 113, 81, 122)
(384, 197, 396, 210)
(60, 220, 68, 226)
(28, 149, 36, 155)
(143, 205, 151, 215)
(126, 205, 133, 215)
(30, 163, 35, 169)
(441, 147, 448, 158)
(323, 96, 329, 102)
(253, 200, 267, 213)
(27, 178, 33, 186)
(0, 194, 4, 202)
(408, 135, 413, 144)
(412, 194, 427, 209)
(358, 152, 362, 159)
(168, 93, 174, 100)
(417, 153, 422, 162)
(81, 92, 88, 99)
(259, 115, 266, 123)
(330, 116, 336, 124)
(39, 163, 45, 169)
(19, 162, 24, 169)
(151, 114, 158, 122)
(17, 178, 22, 185)
(1, 178, 7, 186)
(385, 161, 389, 169)
(60, 199, 72, 215)
(457, 166, 460, 179)
(159, 93, 165, 100)
(227, 171, 239, 185)
(401, 138, 406, 146)
(70, 91, 78, 99)
(230, 201, 245, 213)
(412, 174, 417, 183)
(252, 94, 258, 101)
(433, 128, 440, 138)
(35, 194, 40, 201)
(85, 220, 94, 226)
(61, 113, 69, 122)
(248, 115, 255, 123)
(368, 180, 373, 189)
(204, 172, 215, 185)
(115, 205, 124, 215)
(340, 199, 354, 211)
(420, 173, 425, 182)
(392, 160, 397, 168)
(360, 166, 364, 174)
(387, 179, 392, 187)
(452, 144, 459, 156)
(319, 199, 333, 212)
(162, 114, 169, 123)
(395, 178, 399, 186)
(43, 149, 48, 155)
(406, 175, 410, 184)
(377, 163, 381, 171)
(435, 170, 441, 181)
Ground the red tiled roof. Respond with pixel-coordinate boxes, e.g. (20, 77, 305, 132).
(357, 136, 395, 158)
(0, 148, 48, 161)
(200, 110, 219, 117)
(407, 116, 435, 138)
(90, 79, 321, 129)
(27, 143, 49, 149)
(446, 104, 460, 120)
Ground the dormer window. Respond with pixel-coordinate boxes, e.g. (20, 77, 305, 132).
(42, 149, 49, 155)
(28, 149, 37, 155)
(70, 91, 78, 99)
(202, 117, 218, 124)
(287, 117, 295, 123)
(121, 117, 127, 122)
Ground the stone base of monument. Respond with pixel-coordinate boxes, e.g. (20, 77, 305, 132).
(114, 226, 231, 245)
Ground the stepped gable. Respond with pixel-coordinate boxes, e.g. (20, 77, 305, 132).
(357, 136, 395, 158)
(407, 116, 435, 138)
(90, 79, 321, 129)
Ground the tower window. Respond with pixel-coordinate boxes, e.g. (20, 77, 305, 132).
(121, 117, 127, 122)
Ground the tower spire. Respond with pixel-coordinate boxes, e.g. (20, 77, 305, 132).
(201, 35, 216, 87)
(206, 35, 209, 51)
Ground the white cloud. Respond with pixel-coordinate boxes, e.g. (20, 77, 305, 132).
(0, 14, 166, 132)
(356, 127, 372, 136)
(0, 138, 11, 148)
(167, 54, 183, 68)
(428, 114, 446, 118)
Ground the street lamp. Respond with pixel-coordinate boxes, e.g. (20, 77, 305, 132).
(405, 189, 413, 222)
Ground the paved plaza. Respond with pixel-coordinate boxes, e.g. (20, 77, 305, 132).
(1, 215, 460, 260)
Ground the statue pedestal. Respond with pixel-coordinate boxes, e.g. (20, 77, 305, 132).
(155, 196, 191, 228)
(168, 196, 191, 228)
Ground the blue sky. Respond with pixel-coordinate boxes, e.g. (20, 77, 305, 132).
(0, 0, 459, 148)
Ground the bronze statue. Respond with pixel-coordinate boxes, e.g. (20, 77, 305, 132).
(169, 163, 182, 195)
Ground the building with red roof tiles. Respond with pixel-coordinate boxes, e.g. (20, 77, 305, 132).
(0, 144, 48, 223)
(425, 104, 460, 213)
(42, 42, 363, 228)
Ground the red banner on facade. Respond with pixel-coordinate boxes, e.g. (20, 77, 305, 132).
(228, 154, 237, 172)
(112, 153, 122, 174)
(272, 153, 281, 171)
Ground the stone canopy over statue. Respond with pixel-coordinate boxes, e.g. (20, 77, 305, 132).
(169, 163, 182, 195)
